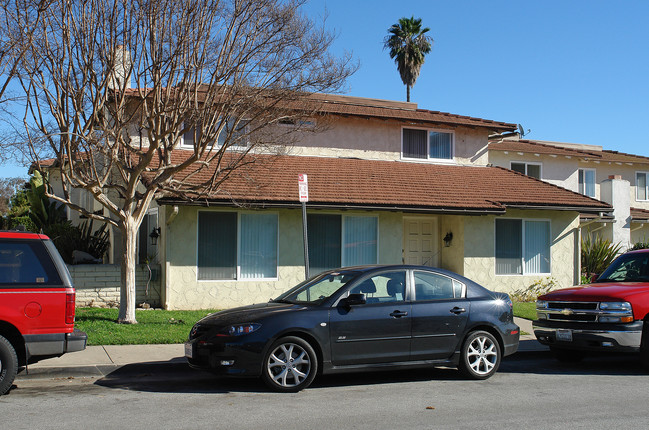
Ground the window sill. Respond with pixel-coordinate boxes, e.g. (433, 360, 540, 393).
(400, 156, 455, 164)
(197, 277, 279, 282)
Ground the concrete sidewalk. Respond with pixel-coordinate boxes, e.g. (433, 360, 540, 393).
(515, 316, 548, 353)
(18, 344, 187, 380)
(17, 317, 547, 380)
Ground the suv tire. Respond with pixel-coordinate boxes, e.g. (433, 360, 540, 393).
(0, 335, 18, 395)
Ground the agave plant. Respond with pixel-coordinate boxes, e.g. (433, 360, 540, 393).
(581, 234, 623, 282)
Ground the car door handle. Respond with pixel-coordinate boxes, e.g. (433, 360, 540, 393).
(389, 310, 409, 318)
(450, 307, 466, 315)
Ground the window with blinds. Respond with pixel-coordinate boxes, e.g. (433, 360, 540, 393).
(495, 218, 550, 275)
(197, 212, 278, 280)
(402, 128, 453, 160)
(307, 214, 378, 275)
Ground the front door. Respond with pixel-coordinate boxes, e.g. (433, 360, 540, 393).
(403, 217, 439, 267)
(329, 270, 411, 366)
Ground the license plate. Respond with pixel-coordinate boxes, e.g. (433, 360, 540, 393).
(184, 343, 193, 358)
(556, 329, 573, 342)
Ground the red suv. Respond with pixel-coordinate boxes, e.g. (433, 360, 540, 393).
(0, 230, 87, 395)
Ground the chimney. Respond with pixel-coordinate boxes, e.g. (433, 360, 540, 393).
(108, 45, 132, 90)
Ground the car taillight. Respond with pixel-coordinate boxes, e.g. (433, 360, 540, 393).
(66, 292, 76, 324)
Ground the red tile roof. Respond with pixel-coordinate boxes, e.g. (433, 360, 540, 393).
(489, 138, 649, 165)
(153, 151, 611, 213)
(119, 88, 517, 133)
(631, 207, 649, 222)
(488, 139, 595, 158)
(312, 96, 517, 132)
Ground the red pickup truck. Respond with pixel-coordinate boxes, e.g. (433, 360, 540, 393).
(0, 230, 87, 395)
(534, 248, 649, 363)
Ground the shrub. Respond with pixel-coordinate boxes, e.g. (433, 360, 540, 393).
(510, 277, 558, 302)
(45, 220, 110, 264)
(629, 242, 649, 251)
(581, 234, 622, 282)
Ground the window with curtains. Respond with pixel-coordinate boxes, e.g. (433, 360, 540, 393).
(307, 214, 378, 275)
(578, 169, 596, 198)
(197, 212, 278, 280)
(637, 172, 648, 201)
(495, 219, 551, 275)
(511, 162, 541, 179)
(402, 128, 454, 160)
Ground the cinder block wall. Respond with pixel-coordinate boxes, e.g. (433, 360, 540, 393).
(68, 264, 162, 308)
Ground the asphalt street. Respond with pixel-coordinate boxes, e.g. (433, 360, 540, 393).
(3, 350, 648, 430)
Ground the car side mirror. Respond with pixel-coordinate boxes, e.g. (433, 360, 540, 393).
(339, 293, 366, 309)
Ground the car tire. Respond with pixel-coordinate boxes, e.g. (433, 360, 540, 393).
(0, 335, 18, 396)
(261, 336, 318, 392)
(550, 347, 584, 363)
(459, 330, 501, 380)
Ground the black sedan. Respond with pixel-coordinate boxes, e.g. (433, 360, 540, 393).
(185, 265, 519, 392)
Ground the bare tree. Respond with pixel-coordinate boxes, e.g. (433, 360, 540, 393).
(2, 0, 354, 323)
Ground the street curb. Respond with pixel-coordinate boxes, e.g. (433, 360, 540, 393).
(18, 361, 190, 381)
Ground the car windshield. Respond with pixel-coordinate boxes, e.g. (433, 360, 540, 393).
(272, 271, 361, 305)
(597, 252, 649, 282)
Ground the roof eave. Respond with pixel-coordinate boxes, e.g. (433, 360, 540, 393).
(506, 204, 611, 213)
(155, 198, 506, 215)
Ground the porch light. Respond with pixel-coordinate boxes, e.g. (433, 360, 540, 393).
(149, 227, 161, 245)
(443, 232, 453, 247)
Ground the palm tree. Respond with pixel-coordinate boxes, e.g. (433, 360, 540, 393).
(384, 17, 433, 102)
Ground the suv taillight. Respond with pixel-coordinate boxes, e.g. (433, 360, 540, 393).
(66, 292, 76, 324)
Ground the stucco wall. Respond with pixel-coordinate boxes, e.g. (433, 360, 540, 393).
(162, 205, 580, 308)
(463, 209, 580, 293)
(488, 151, 578, 190)
(488, 150, 649, 211)
(290, 116, 491, 165)
(632, 224, 649, 244)
(163, 206, 406, 310)
(440, 215, 465, 275)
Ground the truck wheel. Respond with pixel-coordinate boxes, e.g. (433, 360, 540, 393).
(0, 335, 18, 395)
(640, 321, 649, 370)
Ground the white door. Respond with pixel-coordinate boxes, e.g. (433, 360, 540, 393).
(403, 217, 439, 267)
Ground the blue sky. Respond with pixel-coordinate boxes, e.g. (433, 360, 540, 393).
(1, 0, 647, 178)
(303, 0, 648, 146)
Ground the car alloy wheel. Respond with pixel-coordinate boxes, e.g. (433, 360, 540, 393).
(459, 331, 501, 380)
(262, 336, 317, 392)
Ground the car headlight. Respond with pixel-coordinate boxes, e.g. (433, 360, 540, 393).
(227, 323, 261, 336)
(599, 301, 632, 311)
(536, 300, 548, 309)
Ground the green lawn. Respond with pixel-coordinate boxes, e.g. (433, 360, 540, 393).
(77, 303, 539, 346)
(513, 302, 536, 320)
(74, 308, 218, 345)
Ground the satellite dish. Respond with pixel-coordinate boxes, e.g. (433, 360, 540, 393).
(517, 124, 530, 138)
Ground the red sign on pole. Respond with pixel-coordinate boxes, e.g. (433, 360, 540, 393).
(298, 174, 309, 203)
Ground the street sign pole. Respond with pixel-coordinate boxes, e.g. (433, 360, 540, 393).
(298, 174, 310, 280)
(302, 201, 309, 280)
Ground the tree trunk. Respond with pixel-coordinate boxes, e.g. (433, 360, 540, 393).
(118, 218, 139, 324)
(406, 85, 410, 102)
